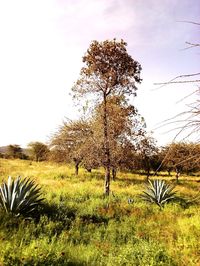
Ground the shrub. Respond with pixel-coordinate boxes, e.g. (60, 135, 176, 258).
(0, 176, 44, 216)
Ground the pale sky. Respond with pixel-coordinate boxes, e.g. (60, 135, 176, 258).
(0, 0, 199, 147)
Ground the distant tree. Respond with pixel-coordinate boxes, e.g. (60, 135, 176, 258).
(72, 39, 142, 195)
(28, 142, 49, 162)
(6, 144, 26, 159)
(161, 142, 200, 182)
(50, 119, 98, 175)
(134, 135, 158, 179)
(158, 146, 174, 176)
(112, 140, 137, 175)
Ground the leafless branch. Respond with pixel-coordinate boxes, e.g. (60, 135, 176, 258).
(177, 20, 200, 26)
(153, 73, 200, 89)
(154, 79, 200, 86)
(176, 89, 198, 104)
(182, 42, 200, 50)
(174, 154, 199, 167)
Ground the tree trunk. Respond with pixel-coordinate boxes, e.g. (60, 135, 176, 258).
(103, 93, 111, 196)
(35, 154, 39, 162)
(75, 162, 79, 175)
(146, 169, 150, 181)
(112, 167, 117, 181)
(175, 168, 180, 183)
(145, 156, 150, 181)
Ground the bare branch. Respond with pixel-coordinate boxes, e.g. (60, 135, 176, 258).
(182, 42, 200, 51)
(154, 79, 200, 86)
(174, 154, 199, 167)
(177, 20, 200, 26)
(153, 73, 200, 89)
(176, 89, 198, 104)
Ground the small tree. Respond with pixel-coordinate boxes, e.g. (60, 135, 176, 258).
(72, 39, 142, 195)
(136, 135, 158, 180)
(161, 142, 200, 182)
(50, 119, 97, 175)
(6, 144, 25, 159)
(28, 142, 49, 162)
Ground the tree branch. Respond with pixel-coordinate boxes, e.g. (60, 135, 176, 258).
(177, 20, 200, 26)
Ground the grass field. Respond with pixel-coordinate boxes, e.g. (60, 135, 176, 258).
(0, 158, 200, 265)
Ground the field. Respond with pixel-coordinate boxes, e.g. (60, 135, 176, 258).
(0, 158, 200, 266)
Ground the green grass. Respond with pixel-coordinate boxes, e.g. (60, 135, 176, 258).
(0, 158, 200, 265)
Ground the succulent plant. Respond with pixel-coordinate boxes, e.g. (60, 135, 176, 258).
(140, 179, 176, 208)
(0, 176, 44, 216)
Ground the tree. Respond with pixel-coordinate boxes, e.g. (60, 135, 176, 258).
(91, 95, 146, 179)
(136, 135, 158, 179)
(50, 119, 98, 175)
(160, 142, 200, 182)
(72, 39, 142, 195)
(28, 142, 49, 162)
(6, 144, 25, 159)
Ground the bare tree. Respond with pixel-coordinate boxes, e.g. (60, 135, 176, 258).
(153, 21, 200, 176)
(154, 21, 200, 142)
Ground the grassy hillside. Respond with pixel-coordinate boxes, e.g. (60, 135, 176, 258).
(0, 158, 200, 265)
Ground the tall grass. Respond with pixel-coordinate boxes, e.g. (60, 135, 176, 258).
(0, 158, 199, 265)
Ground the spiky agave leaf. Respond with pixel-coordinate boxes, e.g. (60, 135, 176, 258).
(0, 176, 44, 216)
(140, 179, 177, 208)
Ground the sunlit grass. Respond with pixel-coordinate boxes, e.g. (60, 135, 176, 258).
(0, 158, 200, 265)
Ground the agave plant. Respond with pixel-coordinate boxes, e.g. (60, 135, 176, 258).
(140, 179, 177, 208)
(0, 176, 44, 216)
